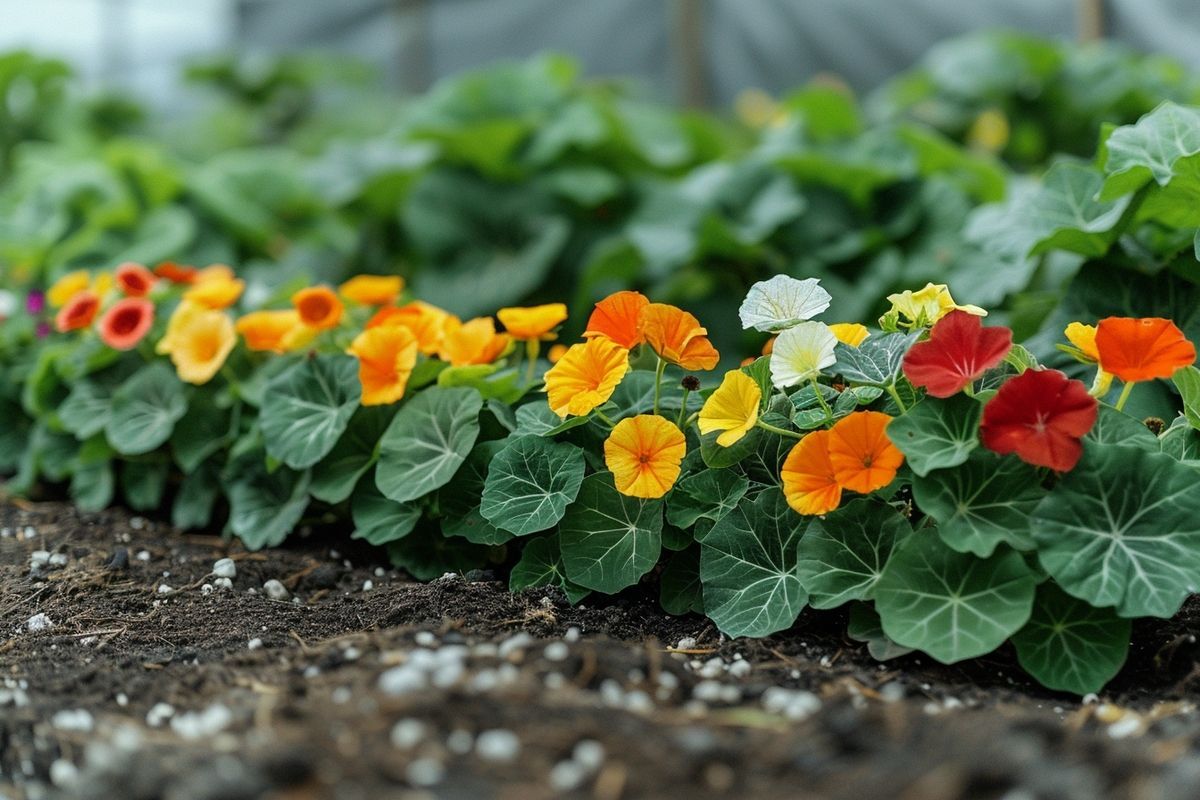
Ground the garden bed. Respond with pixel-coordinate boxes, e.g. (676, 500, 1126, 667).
(5, 496, 1200, 800)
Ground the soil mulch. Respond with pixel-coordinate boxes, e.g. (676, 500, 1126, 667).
(4, 496, 1200, 799)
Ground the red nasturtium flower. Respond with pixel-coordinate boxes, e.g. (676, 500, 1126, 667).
(55, 291, 101, 332)
(98, 298, 155, 350)
(1094, 317, 1196, 383)
(980, 369, 1097, 472)
(902, 310, 1012, 398)
(154, 261, 198, 284)
(114, 262, 157, 298)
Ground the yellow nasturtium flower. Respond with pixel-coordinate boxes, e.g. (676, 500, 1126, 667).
(184, 269, 245, 310)
(603, 414, 687, 499)
(236, 310, 313, 353)
(698, 371, 761, 447)
(828, 323, 869, 347)
(157, 302, 235, 385)
(47, 271, 93, 308)
(497, 303, 568, 341)
(338, 274, 404, 306)
(347, 325, 419, 406)
(886, 283, 985, 327)
(543, 337, 629, 418)
(1062, 322, 1113, 397)
(438, 317, 510, 366)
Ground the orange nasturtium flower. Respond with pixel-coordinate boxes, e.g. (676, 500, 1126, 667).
(1094, 317, 1197, 383)
(47, 271, 92, 308)
(548, 344, 568, 364)
(153, 261, 198, 284)
(292, 286, 344, 330)
(641, 303, 720, 371)
(603, 414, 687, 499)
(438, 317, 510, 366)
(55, 291, 101, 332)
(781, 430, 842, 516)
(498, 303, 568, 341)
(98, 297, 155, 350)
(339, 274, 404, 306)
(543, 337, 630, 418)
(114, 262, 157, 298)
(236, 310, 313, 353)
(369, 301, 459, 355)
(347, 325, 419, 406)
(698, 370, 761, 447)
(184, 268, 244, 310)
(829, 323, 869, 347)
(157, 302, 236, 385)
(826, 411, 904, 494)
(584, 290, 649, 349)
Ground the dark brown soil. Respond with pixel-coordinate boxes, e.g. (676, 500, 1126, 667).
(4, 496, 1200, 800)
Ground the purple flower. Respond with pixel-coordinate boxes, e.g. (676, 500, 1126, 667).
(26, 290, 46, 315)
(36, 321, 53, 339)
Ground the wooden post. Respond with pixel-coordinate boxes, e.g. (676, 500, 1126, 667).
(672, 0, 709, 108)
(1078, 0, 1106, 41)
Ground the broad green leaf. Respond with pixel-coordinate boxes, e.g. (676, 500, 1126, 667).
(1160, 420, 1200, 465)
(797, 499, 911, 609)
(58, 380, 113, 440)
(376, 387, 482, 502)
(875, 534, 1037, 664)
(1085, 405, 1158, 452)
(121, 460, 168, 511)
(1102, 102, 1200, 198)
(1033, 444, 1200, 618)
(310, 405, 394, 504)
(912, 451, 1041, 557)
(847, 602, 914, 661)
(173, 464, 220, 530)
(665, 469, 749, 529)
(106, 363, 189, 456)
(560, 472, 664, 593)
(1011, 582, 1131, 695)
(699, 488, 807, 638)
(513, 402, 593, 437)
(886, 394, 981, 477)
(481, 436, 586, 535)
(832, 331, 921, 386)
(437, 364, 525, 404)
(227, 463, 311, 550)
(386, 534, 491, 582)
(440, 441, 513, 546)
(700, 425, 762, 468)
(660, 546, 704, 616)
(261, 355, 361, 470)
(70, 461, 114, 513)
(1173, 366, 1200, 430)
(171, 388, 235, 474)
(509, 534, 589, 603)
(351, 478, 421, 546)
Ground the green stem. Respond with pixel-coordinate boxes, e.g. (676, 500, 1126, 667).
(755, 420, 804, 440)
(810, 377, 833, 421)
(594, 410, 618, 429)
(524, 339, 540, 385)
(677, 388, 691, 429)
(885, 383, 909, 414)
(652, 357, 666, 416)
(1115, 380, 1135, 412)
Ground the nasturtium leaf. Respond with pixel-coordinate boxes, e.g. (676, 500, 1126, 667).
(376, 387, 482, 503)
(875, 534, 1037, 664)
(437, 364, 525, 403)
(832, 331, 921, 386)
(1084, 405, 1158, 453)
(171, 388, 235, 474)
(1032, 444, 1200, 618)
(386, 534, 491, 582)
(70, 461, 114, 513)
(1102, 102, 1200, 199)
(559, 472, 663, 594)
(351, 478, 422, 546)
(481, 436, 586, 535)
(173, 464, 220, 530)
(740, 357, 773, 410)
(1011, 582, 1132, 696)
(513, 401, 594, 437)
(440, 441, 513, 545)
(847, 602, 914, 661)
(261, 354, 361, 470)
(1160, 420, 1200, 465)
(1173, 366, 1200, 431)
(1024, 162, 1130, 256)
(797, 499, 911, 609)
(886, 393, 981, 477)
(58, 380, 114, 440)
(106, 363, 189, 456)
(660, 546, 705, 615)
(509, 534, 590, 603)
(666, 469, 750, 529)
(121, 460, 168, 511)
(310, 405, 394, 505)
(700, 426, 762, 469)
(227, 463, 311, 550)
(699, 488, 807, 638)
(912, 450, 1041, 557)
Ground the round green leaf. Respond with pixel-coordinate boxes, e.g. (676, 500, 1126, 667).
(832, 331, 921, 386)
(59, 380, 114, 440)
(699, 488, 807, 638)
(106, 363, 189, 456)
(1033, 443, 1200, 618)
(440, 441, 513, 545)
(885, 393, 980, 477)
(481, 436, 586, 535)
(351, 476, 421, 546)
(660, 546, 704, 616)
(1012, 582, 1131, 695)
(227, 463, 311, 550)
(665, 469, 749, 529)
(560, 472, 663, 594)
(1085, 406, 1157, 452)
(875, 534, 1037, 663)
(261, 355, 361, 470)
(310, 405, 394, 504)
(376, 387, 482, 503)
(847, 602, 914, 661)
(797, 499, 912, 609)
(912, 450, 1041, 557)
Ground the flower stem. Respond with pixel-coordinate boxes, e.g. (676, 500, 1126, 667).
(810, 377, 834, 421)
(677, 388, 691, 429)
(524, 340, 540, 386)
(594, 410, 618, 429)
(885, 383, 908, 414)
(652, 357, 666, 416)
(1115, 380, 1135, 412)
(755, 420, 804, 440)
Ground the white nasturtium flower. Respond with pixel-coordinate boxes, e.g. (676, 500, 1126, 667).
(738, 275, 831, 333)
(769, 321, 838, 388)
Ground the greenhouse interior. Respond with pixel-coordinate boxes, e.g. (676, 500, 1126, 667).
(5, 1, 1200, 798)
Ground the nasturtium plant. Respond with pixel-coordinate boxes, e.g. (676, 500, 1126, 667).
(376, 386, 482, 503)
(797, 499, 911, 609)
(886, 393, 980, 476)
(261, 354, 361, 470)
(106, 363, 189, 456)
(481, 435, 586, 536)
(559, 472, 663, 593)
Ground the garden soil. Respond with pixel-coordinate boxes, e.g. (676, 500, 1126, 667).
(4, 496, 1200, 800)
